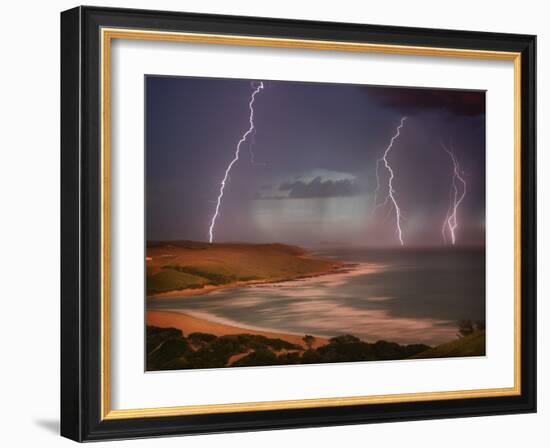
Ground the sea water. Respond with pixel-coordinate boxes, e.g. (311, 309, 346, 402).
(147, 248, 485, 346)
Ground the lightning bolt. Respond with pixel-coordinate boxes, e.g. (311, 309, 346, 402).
(441, 143, 467, 245)
(247, 129, 265, 166)
(371, 116, 407, 246)
(208, 81, 264, 243)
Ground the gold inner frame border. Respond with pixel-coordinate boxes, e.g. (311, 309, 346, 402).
(99, 27, 522, 420)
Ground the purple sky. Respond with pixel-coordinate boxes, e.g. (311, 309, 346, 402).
(146, 76, 485, 248)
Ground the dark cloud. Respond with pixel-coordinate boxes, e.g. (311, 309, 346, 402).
(368, 87, 485, 117)
(279, 176, 360, 198)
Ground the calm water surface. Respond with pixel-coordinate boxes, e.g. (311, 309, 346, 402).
(147, 248, 485, 345)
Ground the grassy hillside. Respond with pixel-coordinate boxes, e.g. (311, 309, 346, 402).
(411, 330, 485, 359)
(146, 241, 341, 296)
(147, 269, 209, 292)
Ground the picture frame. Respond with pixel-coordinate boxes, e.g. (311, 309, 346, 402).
(60, 6, 536, 441)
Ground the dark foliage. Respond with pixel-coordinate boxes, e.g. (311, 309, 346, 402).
(475, 320, 486, 331)
(317, 336, 377, 362)
(146, 326, 192, 370)
(188, 332, 218, 346)
(146, 326, 432, 371)
(146, 326, 183, 355)
(232, 348, 279, 367)
(302, 334, 316, 350)
(457, 319, 475, 337)
(301, 349, 323, 364)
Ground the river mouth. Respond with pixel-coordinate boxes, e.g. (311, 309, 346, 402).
(147, 247, 485, 346)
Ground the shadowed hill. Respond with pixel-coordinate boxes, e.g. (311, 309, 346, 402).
(410, 330, 485, 359)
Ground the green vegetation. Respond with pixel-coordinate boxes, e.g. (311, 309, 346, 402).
(146, 325, 432, 371)
(146, 241, 339, 296)
(147, 322, 487, 371)
(147, 326, 193, 370)
(147, 326, 303, 370)
(302, 334, 315, 350)
(457, 319, 485, 338)
(411, 330, 485, 359)
(147, 269, 209, 294)
(164, 264, 259, 286)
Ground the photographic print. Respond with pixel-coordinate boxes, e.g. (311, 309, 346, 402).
(145, 76, 486, 371)
(61, 9, 536, 439)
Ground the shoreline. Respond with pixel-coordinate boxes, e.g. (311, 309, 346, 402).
(148, 258, 354, 299)
(146, 310, 329, 349)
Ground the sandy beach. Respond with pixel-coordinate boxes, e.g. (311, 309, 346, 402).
(146, 310, 328, 349)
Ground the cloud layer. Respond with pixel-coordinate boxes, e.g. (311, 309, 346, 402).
(368, 87, 485, 117)
(279, 176, 360, 198)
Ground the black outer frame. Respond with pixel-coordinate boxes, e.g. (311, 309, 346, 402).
(60, 6, 536, 442)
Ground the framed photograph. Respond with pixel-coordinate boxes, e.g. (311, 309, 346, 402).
(61, 6, 536, 441)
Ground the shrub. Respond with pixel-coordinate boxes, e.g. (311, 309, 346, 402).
(232, 349, 278, 367)
(403, 343, 431, 357)
(146, 326, 184, 358)
(302, 335, 316, 350)
(277, 352, 302, 365)
(329, 334, 361, 345)
(475, 320, 486, 331)
(187, 332, 217, 346)
(373, 340, 404, 360)
(301, 349, 323, 364)
(457, 319, 475, 337)
(318, 335, 377, 362)
(147, 337, 191, 370)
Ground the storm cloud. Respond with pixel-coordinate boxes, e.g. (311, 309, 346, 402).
(368, 87, 485, 117)
(146, 76, 485, 246)
(279, 176, 361, 198)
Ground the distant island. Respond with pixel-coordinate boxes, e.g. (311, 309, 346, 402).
(146, 241, 345, 298)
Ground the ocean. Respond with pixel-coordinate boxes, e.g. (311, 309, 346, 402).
(147, 248, 485, 346)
